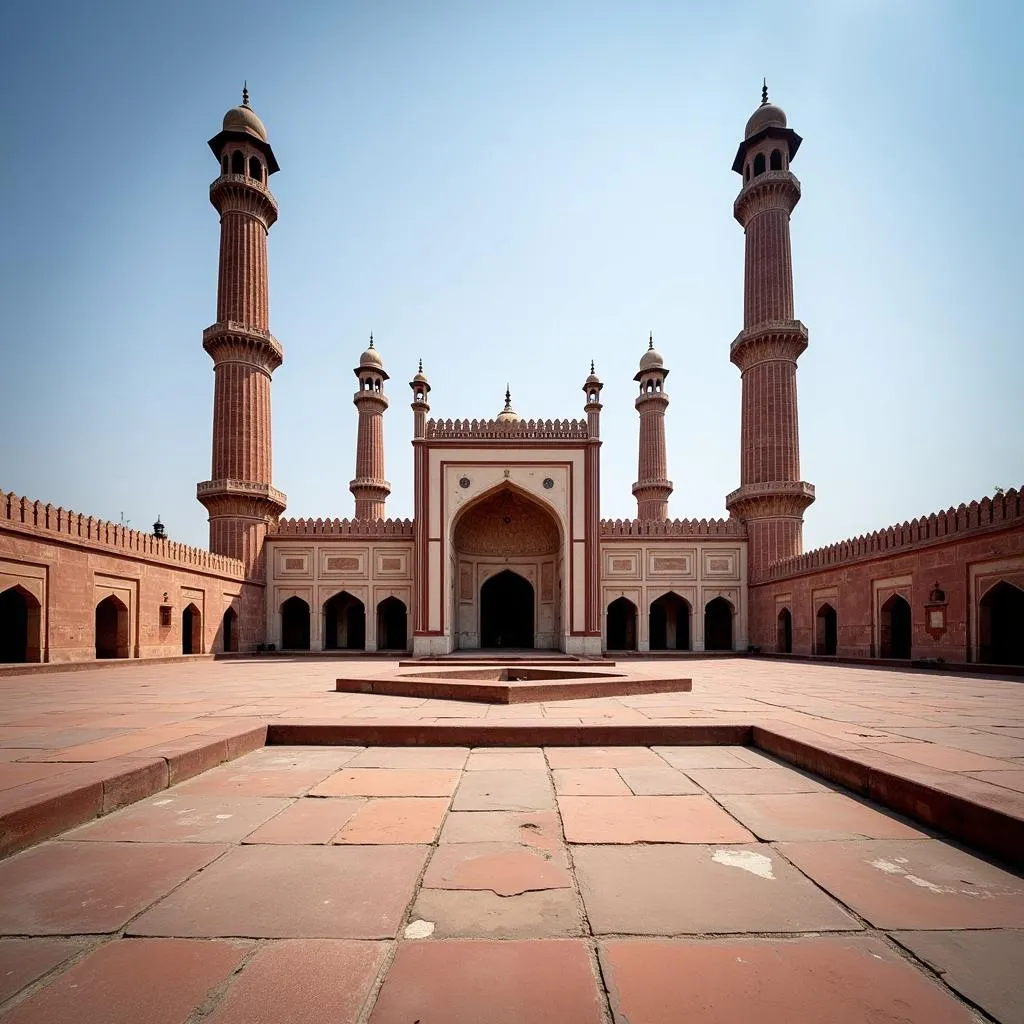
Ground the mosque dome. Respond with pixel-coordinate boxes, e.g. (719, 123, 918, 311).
(223, 87, 268, 142)
(412, 360, 429, 385)
(745, 83, 787, 139)
(496, 386, 521, 422)
(585, 360, 601, 386)
(639, 338, 664, 372)
(359, 335, 384, 369)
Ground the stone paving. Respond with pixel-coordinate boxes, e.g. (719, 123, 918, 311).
(0, 657, 1022, 1021)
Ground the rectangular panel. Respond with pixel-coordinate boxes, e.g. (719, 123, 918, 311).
(319, 547, 368, 579)
(602, 549, 641, 580)
(702, 549, 739, 578)
(374, 547, 411, 578)
(275, 547, 314, 579)
(648, 549, 697, 578)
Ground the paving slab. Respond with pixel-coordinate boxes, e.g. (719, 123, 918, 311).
(0, 937, 88, 1003)
(367, 939, 604, 1023)
(0, 841, 226, 935)
(438, 809, 563, 849)
(64, 794, 290, 843)
(716, 792, 930, 841)
(545, 746, 667, 769)
(559, 795, 755, 844)
(553, 768, 633, 795)
(615, 765, 702, 794)
(779, 838, 1024, 929)
(170, 766, 339, 797)
(344, 746, 470, 769)
(422, 842, 572, 895)
(309, 768, 460, 797)
(207, 939, 387, 1024)
(464, 747, 548, 771)
(333, 797, 449, 844)
(128, 845, 428, 938)
(891, 929, 1024, 1024)
(452, 770, 555, 811)
(242, 797, 365, 844)
(408, 887, 584, 938)
(573, 844, 860, 934)
(0, 937, 250, 1024)
(685, 766, 832, 794)
(600, 936, 978, 1023)
(652, 746, 753, 769)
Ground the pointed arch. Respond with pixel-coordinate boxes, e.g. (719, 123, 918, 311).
(704, 596, 734, 651)
(879, 594, 911, 658)
(221, 607, 238, 653)
(451, 480, 564, 555)
(95, 595, 129, 659)
(181, 603, 202, 655)
(815, 603, 838, 656)
(481, 570, 534, 648)
(979, 581, 1024, 665)
(777, 607, 792, 653)
(606, 596, 637, 651)
(280, 596, 310, 650)
(323, 591, 365, 650)
(769, 149, 782, 170)
(0, 585, 42, 663)
(649, 591, 691, 651)
(377, 596, 408, 651)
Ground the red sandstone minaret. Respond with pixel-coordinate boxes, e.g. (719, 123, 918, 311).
(725, 83, 815, 574)
(632, 334, 672, 520)
(350, 335, 390, 520)
(197, 88, 287, 579)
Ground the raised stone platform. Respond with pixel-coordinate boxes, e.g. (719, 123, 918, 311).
(337, 665, 691, 704)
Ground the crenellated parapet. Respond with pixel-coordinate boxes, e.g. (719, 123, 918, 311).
(759, 486, 1024, 582)
(426, 417, 589, 440)
(271, 516, 414, 538)
(0, 490, 245, 577)
(601, 517, 747, 538)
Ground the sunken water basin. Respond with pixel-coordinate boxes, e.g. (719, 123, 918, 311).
(335, 664, 692, 704)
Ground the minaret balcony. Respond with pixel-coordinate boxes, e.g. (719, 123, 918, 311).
(726, 480, 815, 518)
(203, 322, 283, 370)
(209, 174, 278, 222)
(730, 320, 808, 370)
(197, 479, 288, 516)
(734, 170, 801, 224)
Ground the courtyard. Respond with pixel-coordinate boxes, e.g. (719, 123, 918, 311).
(0, 656, 1021, 1022)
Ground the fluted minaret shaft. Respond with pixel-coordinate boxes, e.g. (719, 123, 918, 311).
(632, 344, 672, 521)
(197, 95, 287, 583)
(350, 343, 391, 520)
(726, 92, 814, 575)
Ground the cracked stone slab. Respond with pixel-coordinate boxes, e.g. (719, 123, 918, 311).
(422, 842, 572, 896)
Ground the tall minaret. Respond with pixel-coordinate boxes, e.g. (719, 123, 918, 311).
(350, 335, 390, 520)
(583, 362, 604, 647)
(632, 334, 672, 521)
(197, 88, 286, 579)
(725, 83, 815, 573)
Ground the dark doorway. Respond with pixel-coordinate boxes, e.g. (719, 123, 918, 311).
(777, 608, 793, 653)
(480, 570, 534, 648)
(222, 608, 238, 653)
(879, 594, 911, 658)
(704, 597, 734, 651)
(95, 595, 129, 659)
(606, 597, 637, 651)
(816, 603, 838, 656)
(323, 592, 365, 650)
(979, 582, 1024, 665)
(649, 593, 690, 651)
(280, 596, 311, 650)
(182, 603, 202, 655)
(377, 597, 408, 650)
(1, 586, 41, 663)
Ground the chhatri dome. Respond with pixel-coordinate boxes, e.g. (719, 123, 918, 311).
(639, 332, 664, 372)
(222, 84, 268, 142)
(496, 385, 521, 422)
(358, 332, 384, 370)
(744, 79, 787, 140)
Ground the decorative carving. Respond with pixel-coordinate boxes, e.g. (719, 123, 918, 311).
(284, 558, 304, 570)
(611, 558, 633, 572)
(426, 417, 588, 440)
(326, 556, 359, 571)
(708, 557, 731, 571)
(270, 517, 414, 537)
(459, 563, 473, 602)
(541, 561, 554, 602)
(600, 517, 747, 538)
(653, 556, 688, 572)
(381, 557, 402, 570)
(453, 487, 560, 557)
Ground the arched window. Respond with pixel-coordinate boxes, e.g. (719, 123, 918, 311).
(777, 608, 792, 654)
(606, 597, 637, 651)
(95, 595, 129, 659)
(770, 149, 782, 171)
(744, 163, 750, 182)
(280, 596, 311, 650)
(231, 150, 244, 175)
(221, 155, 228, 174)
(815, 603, 838, 656)
(221, 607, 238, 653)
(649, 592, 691, 651)
(0, 585, 42, 663)
(879, 594, 911, 658)
(377, 597, 408, 651)
(182, 603, 202, 655)
(979, 581, 1024, 665)
(753, 153, 766, 177)
(248, 156, 262, 181)
(704, 597, 733, 651)
(323, 592, 365, 650)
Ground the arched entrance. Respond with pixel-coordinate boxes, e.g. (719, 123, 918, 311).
(182, 604, 202, 654)
(281, 596, 310, 650)
(222, 608, 238, 653)
(324, 592, 365, 650)
(704, 597, 734, 651)
(816, 603, 838, 656)
(0, 585, 41, 663)
(979, 582, 1024, 665)
(451, 484, 561, 650)
(606, 597, 637, 651)
(649, 592, 690, 651)
(95, 595, 129, 659)
(777, 608, 792, 653)
(880, 594, 911, 658)
(377, 597, 408, 651)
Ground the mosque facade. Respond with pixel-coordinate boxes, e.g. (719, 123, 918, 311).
(0, 91, 1021, 666)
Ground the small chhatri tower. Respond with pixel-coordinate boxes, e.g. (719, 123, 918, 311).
(632, 334, 673, 520)
(350, 335, 391, 520)
(726, 82, 814, 572)
(197, 87, 287, 579)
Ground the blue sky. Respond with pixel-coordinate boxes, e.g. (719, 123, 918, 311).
(1, 0, 1021, 551)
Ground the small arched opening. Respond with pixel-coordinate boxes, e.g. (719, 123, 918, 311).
(815, 603, 838, 656)
(481, 571, 534, 649)
(649, 592, 690, 651)
(0, 585, 42, 663)
(606, 597, 637, 651)
(181, 603, 202, 655)
(376, 597, 407, 651)
(770, 149, 783, 170)
(704, 597, 734, 651)
(744, 163, 750, 182)
(979, 581, 1024, 665)
(879, 594, 911, 659)
(222, 607, 238, 653)
(753, 152, 766, 177)
(95, 595, 129, 659)
(248, 155, 263, 181)
(231, 150, 244, 174)
(280, 596, 311, 651)
(221, 154, 228, 174)
(323, 591, 365, 650)
(777, 608, 792, 654)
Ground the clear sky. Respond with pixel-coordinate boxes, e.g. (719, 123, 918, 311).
(1, 0, 1021, 552)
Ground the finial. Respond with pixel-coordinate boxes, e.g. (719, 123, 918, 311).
(242, 82, 250, 107)
(504, 384, 512, 410)
(761, 78, 768, 105)
(590, 359, 595, 374)
(418, 358, 423, 373)
(648, 331, 654, 350)
(369, 331, 375, 349)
